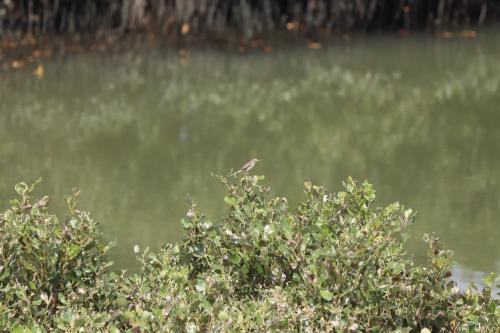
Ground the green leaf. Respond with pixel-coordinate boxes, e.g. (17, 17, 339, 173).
(195, 279, 206, 293)
(218, 311, 229, 321)
(68, 218, 79, 229)
(11, 325, 31, 333)
(200, 300, 213, 312)
(21, 259, 36, 272)
(109, 326, 120, 333)
(0, 268, 10, 281)
(181, 218, 193, 229)
(320, 289, 333, 301)
(65, 243, 81, 260)
(15, 182, 29, 196)
(482, 272, 497, 287)
(391, 328, 411, 333)
(224, 196, 236, 206)
(488, 300, 496, 314)
(3, 209, 14, 222)
(344, 179, 355, 193)
(58, 293, 67, 304)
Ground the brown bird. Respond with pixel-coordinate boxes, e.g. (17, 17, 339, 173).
(233, 158, 260, 176)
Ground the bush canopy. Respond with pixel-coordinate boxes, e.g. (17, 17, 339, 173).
(0, 174, 498, 332)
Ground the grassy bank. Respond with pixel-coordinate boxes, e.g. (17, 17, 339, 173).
(1, 174, 498, 332)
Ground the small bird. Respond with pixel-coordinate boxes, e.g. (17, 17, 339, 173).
(233, 158, 260, 176)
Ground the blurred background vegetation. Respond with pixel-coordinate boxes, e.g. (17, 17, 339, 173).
(0, 0, 498, 38)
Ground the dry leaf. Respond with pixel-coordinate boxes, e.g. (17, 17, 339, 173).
(461, 30, 477, 38)
(440, 31, 454, 39)
(181, 23, 190, 35)
(11, 60, 24, 69)
(308, 42, 322, 50)
(286, 22, 299, 31)
(33, 64, 44, 78)
(32, 49, 44, 58)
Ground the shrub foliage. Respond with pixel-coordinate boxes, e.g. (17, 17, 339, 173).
(1, 175, 498, 332)
(0, 180, 123, 331)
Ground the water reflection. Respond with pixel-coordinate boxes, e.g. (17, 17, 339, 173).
(0, 32, 499, 284)
(452, 263, 500, 292)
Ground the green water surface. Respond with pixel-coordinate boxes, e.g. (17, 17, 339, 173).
(1, 32, 499, 286)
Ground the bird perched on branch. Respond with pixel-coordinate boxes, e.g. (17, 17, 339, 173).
(232, 158, 260, 176)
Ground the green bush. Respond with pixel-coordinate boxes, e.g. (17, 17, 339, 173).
(0, 180, 123, 331)
(1, 175, 498, 332)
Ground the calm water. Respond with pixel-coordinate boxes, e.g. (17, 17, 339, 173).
(1, 32, 499, 287)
